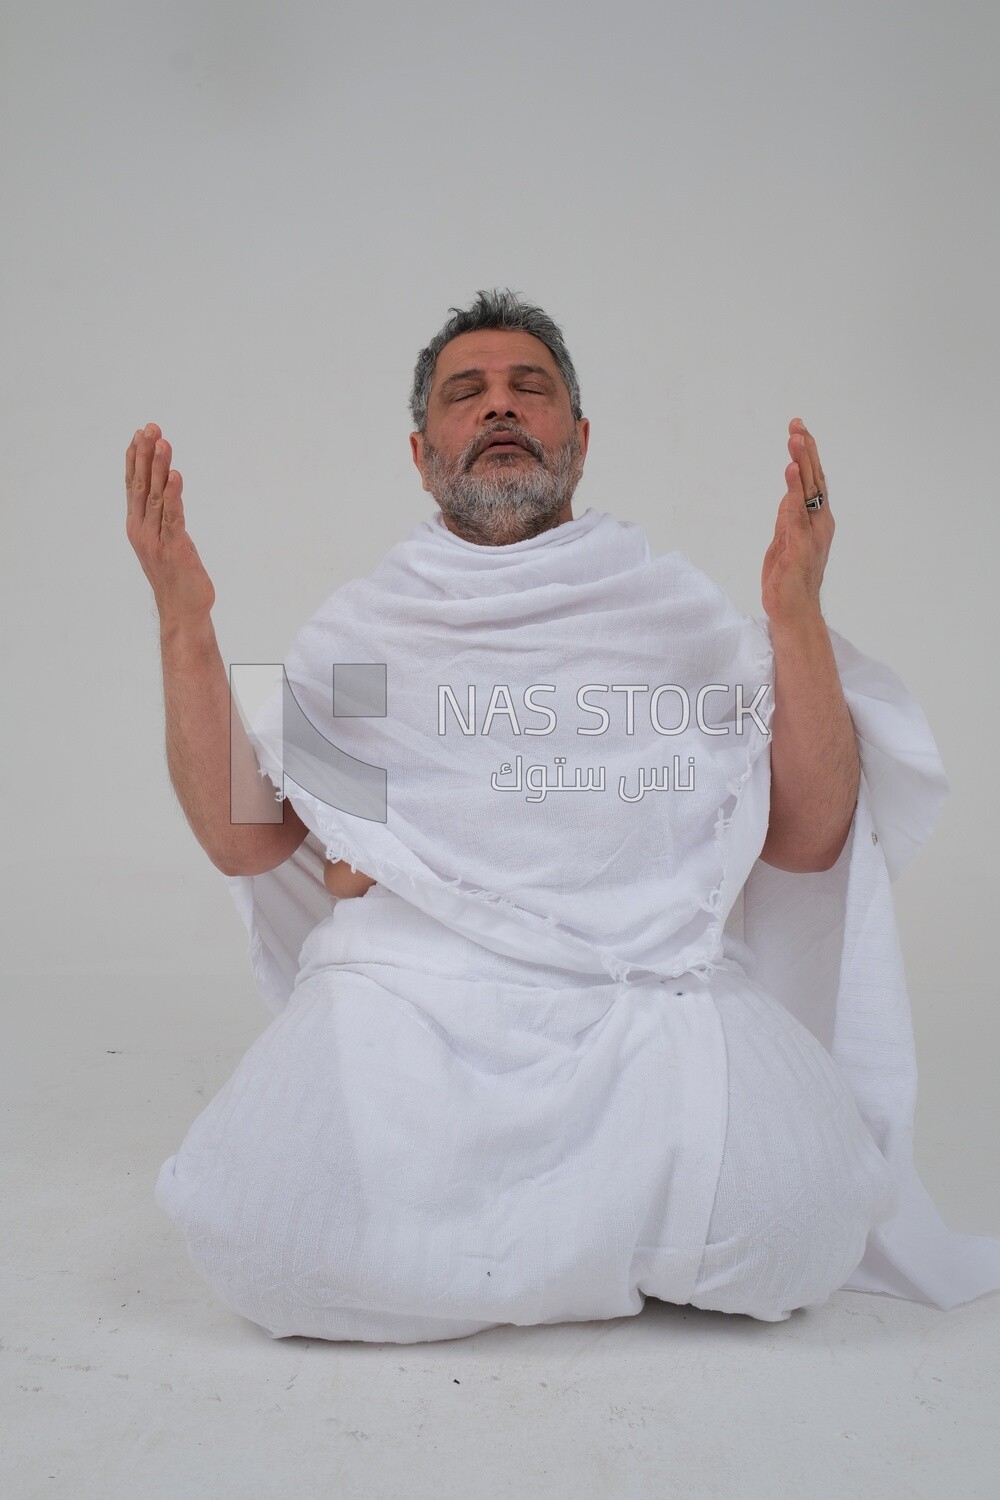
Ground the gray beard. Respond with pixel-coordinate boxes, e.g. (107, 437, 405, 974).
(422, 433, 584, 546)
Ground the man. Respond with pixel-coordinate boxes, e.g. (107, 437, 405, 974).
(133, 290, 1000, 1342)
(323, 296, 857, 896)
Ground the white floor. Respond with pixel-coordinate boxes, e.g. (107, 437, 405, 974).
(5, 975, 999, 1500)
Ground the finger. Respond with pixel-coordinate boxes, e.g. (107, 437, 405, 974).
(787, 459, 834, 539)
(129, 427, 151, 523)
(793, 427, 834, 526)
(125, 428, 142, 511)
(791, 418, 826, 499)
(788, 427, 816, 498)
(131, 423, 161, 523)
(783, 461, 813, 530)
(153, 436, 171, 494)
(143, 437, 171, 537)
(162, 466, 183, 530)
(801, 426, 826, 494)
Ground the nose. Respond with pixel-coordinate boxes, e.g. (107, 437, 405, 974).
(481, 401, 519, 424)
(472, 379, 527, 425)
(467, 386, 536, 463)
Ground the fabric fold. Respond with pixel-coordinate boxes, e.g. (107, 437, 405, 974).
(736, 620, 1000, 1309)
(213, 507, 1000, 1320)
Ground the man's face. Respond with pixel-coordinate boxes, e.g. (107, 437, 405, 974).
(410, 329, 591, 546)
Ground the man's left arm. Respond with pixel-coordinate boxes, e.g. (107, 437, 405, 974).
(757, 418, 860, 874)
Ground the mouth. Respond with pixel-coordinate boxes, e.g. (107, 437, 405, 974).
(476, 435, 532, 458)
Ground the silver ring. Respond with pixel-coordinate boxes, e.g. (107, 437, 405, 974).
(805, 489, 825, 511)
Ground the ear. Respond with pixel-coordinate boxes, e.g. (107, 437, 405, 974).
(577, 416, 591, 459)
(409, 431, 429, 492)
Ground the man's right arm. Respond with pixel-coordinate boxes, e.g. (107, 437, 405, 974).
(125, 421, 309, 879)
(161, 613, 309, 877)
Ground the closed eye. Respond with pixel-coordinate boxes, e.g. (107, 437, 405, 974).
(453, 386, 546, 401)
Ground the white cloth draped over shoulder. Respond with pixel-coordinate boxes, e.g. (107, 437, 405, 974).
(216, 505, 1000, 1317)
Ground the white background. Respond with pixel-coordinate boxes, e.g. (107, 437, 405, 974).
(2, 0, 996, 992)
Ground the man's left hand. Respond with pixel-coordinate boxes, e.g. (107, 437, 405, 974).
(761, 418, 835, 628)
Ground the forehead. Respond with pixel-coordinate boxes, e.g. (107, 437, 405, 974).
(432, 328, 560, 385)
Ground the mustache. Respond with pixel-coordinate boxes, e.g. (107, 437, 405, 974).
(467, 429, 539, 465)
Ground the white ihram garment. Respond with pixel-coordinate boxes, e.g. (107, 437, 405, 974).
(155, 506, 1000, 1341)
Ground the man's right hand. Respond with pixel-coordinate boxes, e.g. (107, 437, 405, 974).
(323, 859, 378, 899)
(126, 422, 216, 623)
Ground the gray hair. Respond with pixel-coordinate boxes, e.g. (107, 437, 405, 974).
(408, 287, 584, 434)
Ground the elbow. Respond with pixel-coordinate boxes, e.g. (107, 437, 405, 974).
(759, 852, 839, 874)
(759, 850, 833, 874)
(758, 830, 850, 874)
(801, 848, 842, 874)
(760, 800, 856, 873)
(211, 842, 265, 878)
(809, 820, 855, 872)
